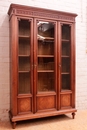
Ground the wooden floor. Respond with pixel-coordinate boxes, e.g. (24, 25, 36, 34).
(0, 110, 87, 130)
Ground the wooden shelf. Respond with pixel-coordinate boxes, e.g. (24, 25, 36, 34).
(62, 39, 70, 42)
(61, 72, 70, 75)
(19, 35, 30, 39)
(38, 55, 54, 57)
(19, 71, 30, 73)
(61, 55, 70, 58)
(60, 90, 72, 94)
(17, 94, 32, 98)
(37, 91, 56, 96)
(38, 35, 54, 41)
(19, 55, 30, 57)
(38, 70, 54, 73)
(38, 39, 54, 43)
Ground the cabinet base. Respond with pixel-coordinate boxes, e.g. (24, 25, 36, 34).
(9, 109, 77, 129)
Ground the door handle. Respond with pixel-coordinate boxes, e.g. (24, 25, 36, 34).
(34, 64, 37, 68)
(59, 64, 61, 67)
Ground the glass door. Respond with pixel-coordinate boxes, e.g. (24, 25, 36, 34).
(34, 19, 57, 112)
(60, 23, 73, 109)
(61, 24, 71, 90)
(17, 18, 33, 114)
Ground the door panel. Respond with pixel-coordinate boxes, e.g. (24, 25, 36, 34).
(37, 96, 56, 111)
(60, 94, 72, 109)
(18, 98, 32, 114)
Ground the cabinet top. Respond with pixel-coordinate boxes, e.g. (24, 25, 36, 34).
(8, 3, 77, 22)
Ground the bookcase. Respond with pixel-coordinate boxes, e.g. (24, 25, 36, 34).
(8, 4, 77, 128)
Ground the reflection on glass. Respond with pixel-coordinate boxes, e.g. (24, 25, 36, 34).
(18, 19, 31, 94)
(37, 21, 55, 92)
(37, 21, 54, 55)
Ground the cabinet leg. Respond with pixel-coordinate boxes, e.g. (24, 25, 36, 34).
(72, 112, 75, 119)
(12, 122, 16, 129)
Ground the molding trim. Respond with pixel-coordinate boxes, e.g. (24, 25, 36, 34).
(16, 9, 75, 21)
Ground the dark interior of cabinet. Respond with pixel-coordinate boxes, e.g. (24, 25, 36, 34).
(62, 42, 70, 56)
(61, 74, 70, 90)
(38, 40, 54, 55)
(19, 57, 30, 71)
(19, 19, 30, 36)
(38, 57, 54, 70)
(19, 39, 30, 55)
(37, 72, 54, 92)
(62, 58, 70, 72)
(62, 24, 70, 40)
(19, 72, 30, 94)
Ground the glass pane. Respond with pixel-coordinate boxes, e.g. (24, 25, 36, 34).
(37, 21, 55, 92)
(62, 24, 70, 40)
(38, 72, 54, 91)
(19, 57, 30, 71)
(61, 75, 70, 90)
(62, 58, 70, 73)
(62, 42, 70, 56)
(19, 19, 30, 36)
(19, 39, 30, 55)
(19, 73, 30, 94)
(18, 19, 31, 94)
(38, 57, 54, 70)
(37, 21, 54, 55)
(61, 24, 71, 90)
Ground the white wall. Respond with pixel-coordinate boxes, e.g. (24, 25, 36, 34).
(0, 0, 87, 121)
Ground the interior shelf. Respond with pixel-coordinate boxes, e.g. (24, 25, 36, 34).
(62, 39, 70, 42)
(38, 55, 54, 57)
(61, 55, 70, 58)
(19, 55, 30, 57)
(37, 35, 54, 41)
(61, 90, 72, 93)
(38, 70, 54, 73)
(37, 91, 56, 96)
(19, 35, 30, 39)
(19, 71, 30, 73)
(61, 73, 70, 75)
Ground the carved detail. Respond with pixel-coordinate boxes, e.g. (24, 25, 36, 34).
(16, 9, 75, 21)
(16, 10, 33, 15)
